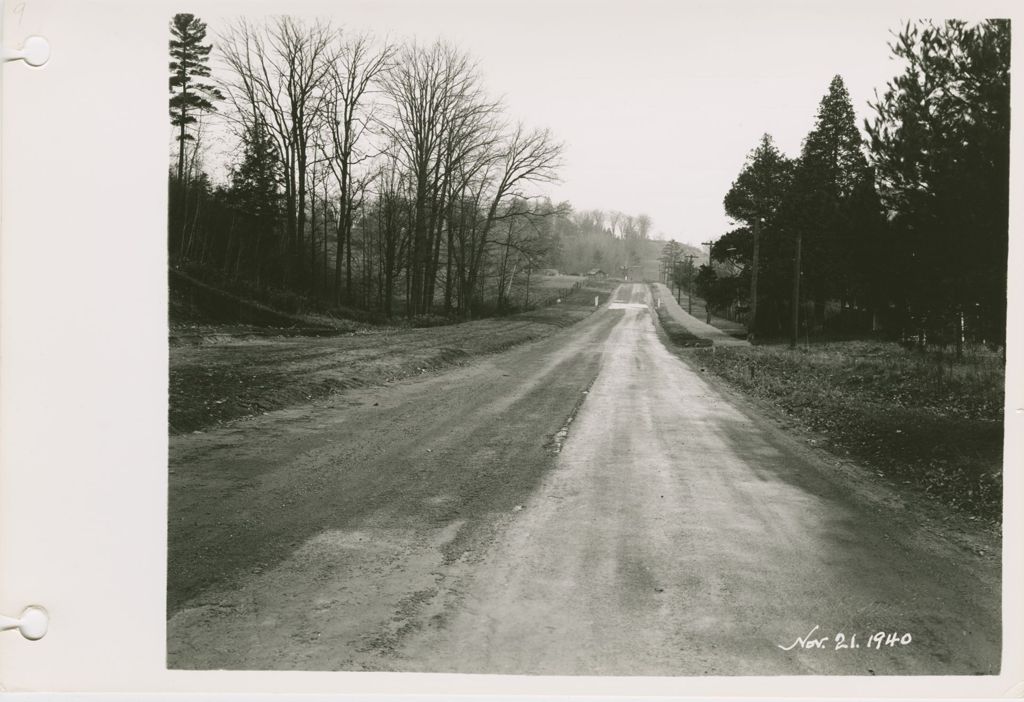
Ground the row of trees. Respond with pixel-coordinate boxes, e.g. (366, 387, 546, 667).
(171, 15, 622, 320)
(554, 209, 659, 277)
(701, 20, 1009, 352)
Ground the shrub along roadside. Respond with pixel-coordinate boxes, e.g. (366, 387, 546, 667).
(691, 342, 1004, 523)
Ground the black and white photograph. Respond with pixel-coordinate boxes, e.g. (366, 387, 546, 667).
(164, 2, 1008, 677)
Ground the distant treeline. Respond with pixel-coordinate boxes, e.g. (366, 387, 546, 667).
(168, 15, 659, 320)
(690, 20, 1009, 353)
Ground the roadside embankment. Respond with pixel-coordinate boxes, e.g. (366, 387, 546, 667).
(170, 282, 616, 434)
(689, 342, 1004, 522)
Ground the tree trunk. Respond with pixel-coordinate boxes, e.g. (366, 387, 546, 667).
(790, 230, 802, 349)
(323, 186, 329, 294)
(297, 145, 308, 286)
(335, 199, 344, 303)
(341, 161, 352, 302)
(177, 79, 188, 185)
(425, 204, 445, 313)
(346, 211, 353, 302)
(309, 169, 317, 297)
(749, 217, 761, 340)
(254, 216, 263, 287)
(284, 146, 297, 282)
(444, 221, 454, 313)
(409, 174, 429, 316)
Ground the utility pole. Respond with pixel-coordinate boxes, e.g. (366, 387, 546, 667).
(701, 240, 714, 265)
(701, 240, 715, 323)
(684, 253, 696, 316)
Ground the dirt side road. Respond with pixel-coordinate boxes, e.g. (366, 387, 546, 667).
(652, 282, 749, 346)
(168, 284, 1000, 674)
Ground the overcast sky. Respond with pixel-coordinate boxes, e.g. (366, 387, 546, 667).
(202, 0, 978, 246)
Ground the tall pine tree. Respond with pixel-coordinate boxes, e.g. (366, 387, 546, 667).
(169, 13, 222, 184)
(781, 75, 873, 343)
(867, 20, 1010, 350)
(723, 134, 793, 336)
(230, 122, 282, 284)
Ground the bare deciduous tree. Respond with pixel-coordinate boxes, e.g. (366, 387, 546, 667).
(179, 17, 570, 319)
(381, 40, 501, 316)
(322, 32, 395, 303)
(220, 17, 336, 285)
(460, 123, 562, 316)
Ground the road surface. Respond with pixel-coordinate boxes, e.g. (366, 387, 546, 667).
(167, 283, 1000, 674)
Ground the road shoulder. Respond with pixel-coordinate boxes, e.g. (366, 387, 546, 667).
(649, 316, 1001, 580)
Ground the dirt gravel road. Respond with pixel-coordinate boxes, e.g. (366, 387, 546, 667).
(168, 284, 1000, 674)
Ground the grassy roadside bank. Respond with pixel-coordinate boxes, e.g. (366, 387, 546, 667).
(171, 281, 616, 434)
(653, 303, 713, 348)
(690, 342, 1004, 523)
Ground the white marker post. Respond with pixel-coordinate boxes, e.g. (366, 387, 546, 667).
(594, 296, 599, 307)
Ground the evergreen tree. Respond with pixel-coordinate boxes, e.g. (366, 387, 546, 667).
(723, 134, 792, 230)
(169, 13, 222, 184)
(867, 20, 1010, 350)
(782, 75, 872, 338)
(710, 226, 752, 269)
(230, 122, 282, 284)
(840, 166, 888, 325)
(231, 123, 280, 220)
(723, 134, 793, 335)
